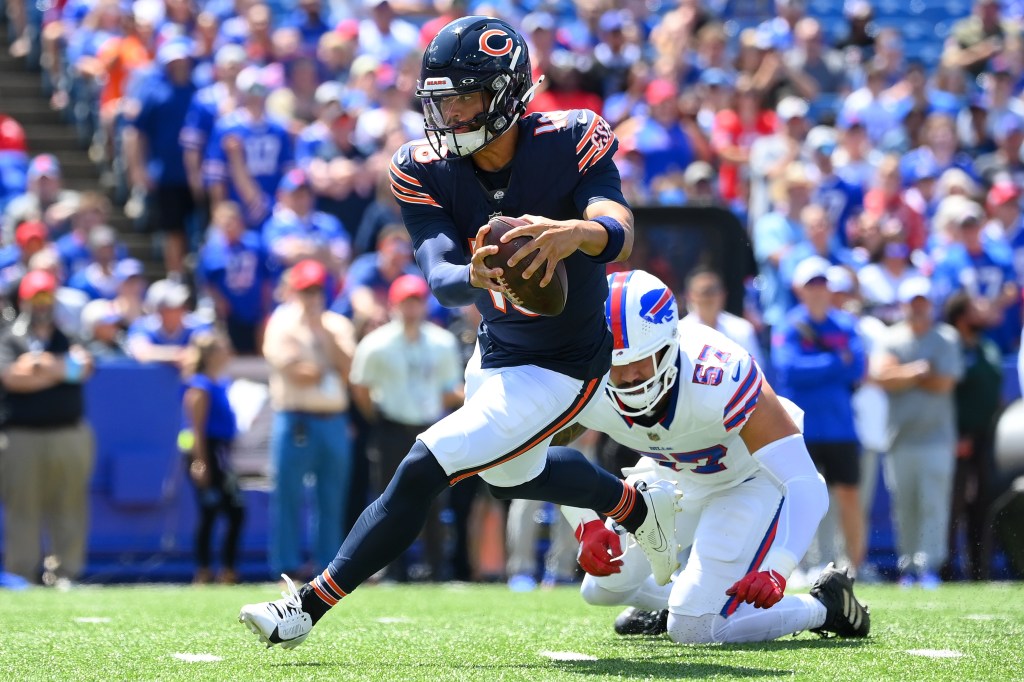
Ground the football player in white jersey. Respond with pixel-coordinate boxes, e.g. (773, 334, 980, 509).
(557, 270, 871, 644)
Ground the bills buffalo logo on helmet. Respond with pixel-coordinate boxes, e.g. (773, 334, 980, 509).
(639, 288, 675, 324)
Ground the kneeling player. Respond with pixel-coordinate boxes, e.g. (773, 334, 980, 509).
(559, 270, 870, 644)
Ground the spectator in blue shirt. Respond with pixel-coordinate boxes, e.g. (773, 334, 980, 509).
(331, 223, 417, 332)
(932, 197, 1020, 354)
(780, 204, 854, 293)
(805, 126, 864, 247)
(55, 191, 112, 278)
(182, 331, 245, 585)
(284, 0, 330, 54)
(619, 79, 696, 190)
(198, 201, 270, 355)
(752, 161, 813, 328)
(204, 66, 294, 229)
(180, 44, 246, 215)
(127, 279, 211, 365)
(123, 38, 199, 279)
(773, 255, 867, 572)
(985, 182, 1024, 282)
(295, 81, 364, 172)
(66, 225, 122, 301)
(262, 169, 351, 288)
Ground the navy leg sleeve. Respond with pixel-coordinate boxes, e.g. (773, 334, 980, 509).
(325, 440, 449, 593)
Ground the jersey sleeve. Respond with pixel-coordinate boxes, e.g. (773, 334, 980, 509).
(566, 109, 627, 212)
(688, 341, 765, 433)
(720, 355, 764, 432)
(179, 92, 210, 151)
(389, 143, 442, 209)
(389, 144, 477, 308)
(202, 119, 228, 186)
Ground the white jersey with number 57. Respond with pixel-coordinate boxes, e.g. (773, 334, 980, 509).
(578, 323, 802, 500)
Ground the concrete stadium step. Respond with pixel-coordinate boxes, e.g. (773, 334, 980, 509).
(22, 125, 84, 153)
(4, 100, 65, 126)
(0, 30, 166, 281)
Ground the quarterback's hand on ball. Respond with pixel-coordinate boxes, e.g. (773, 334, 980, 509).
(503, 215, 582, 288)
(470, 224, 504, 293)
(726, 569, 786, 609)
(575, 520, 623, 577)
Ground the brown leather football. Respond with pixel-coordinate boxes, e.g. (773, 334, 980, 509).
(481, 216, 568, 316)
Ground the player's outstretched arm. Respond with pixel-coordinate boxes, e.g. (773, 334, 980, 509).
(726, 382, 829, 608)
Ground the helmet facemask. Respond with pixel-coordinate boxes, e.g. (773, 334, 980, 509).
(606, 339, 681, 418)
(418, 44, 541, 158)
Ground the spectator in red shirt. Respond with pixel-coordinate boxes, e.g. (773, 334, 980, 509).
(711, 76, 778, 203)
(864, 155, 927, 252)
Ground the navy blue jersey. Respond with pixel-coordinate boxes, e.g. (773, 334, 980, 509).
(124, 73, 196, 187)
(198, 230, 269, 324)
(389, 109, 625, 380)
(180, 83, 233, 155)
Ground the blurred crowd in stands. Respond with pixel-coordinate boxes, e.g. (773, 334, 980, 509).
(0, 0, 1023, 587)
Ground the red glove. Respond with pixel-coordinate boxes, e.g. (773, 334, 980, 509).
(726, 569, 786, 609)
(575, 520, 623, 577)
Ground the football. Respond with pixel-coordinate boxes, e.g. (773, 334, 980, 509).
(481, 216, 568, 317)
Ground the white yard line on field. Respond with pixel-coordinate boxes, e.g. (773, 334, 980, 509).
(906, 649, 964, 659)
(172, 653, 223, 663)
(539, 651, 597, 662)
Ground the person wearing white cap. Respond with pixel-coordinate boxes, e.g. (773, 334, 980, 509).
(126, 280, 211, 365)
(80, 298, 128, 360)
(871, 276, 963, 588)
(772, 255, 867, 578)
(205, 66, 294, 228)
(779, 204, 852, 294)
(122, 37, 198, 278)
(748, 97, 811, 226)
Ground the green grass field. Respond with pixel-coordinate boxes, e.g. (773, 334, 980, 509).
(4, 582, 1024, 681)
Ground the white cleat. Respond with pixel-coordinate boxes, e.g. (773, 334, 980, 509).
(631, 480, 683, 586)
(238, 574, 313, 650)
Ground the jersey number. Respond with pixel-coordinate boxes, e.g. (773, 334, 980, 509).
(244, 135, 282, 176)
(534, 110, 572, 135)
(647, 445, 728, 475)
(692, 345, 731, 386)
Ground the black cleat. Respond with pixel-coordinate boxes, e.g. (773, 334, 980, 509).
(614, 607, 669, 636)
(809, 562, 870, 638)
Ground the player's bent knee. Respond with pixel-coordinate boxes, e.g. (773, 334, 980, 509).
(666, 612, 718, 644)
(387, 441, 450, 500)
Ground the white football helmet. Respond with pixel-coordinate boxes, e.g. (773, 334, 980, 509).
(604, 270, 680, 417)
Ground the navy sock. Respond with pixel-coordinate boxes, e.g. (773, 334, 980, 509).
(487, 446, 648, 532)
(304, 441, 449, 619)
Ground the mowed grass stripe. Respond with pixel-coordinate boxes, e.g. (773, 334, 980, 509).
(2, 583, 1024, 681)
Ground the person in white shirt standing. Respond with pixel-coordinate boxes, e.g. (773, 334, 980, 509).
(681, 267, 766, 371)
(350, 274, 464, 581)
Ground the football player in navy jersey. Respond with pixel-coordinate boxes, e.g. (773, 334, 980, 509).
(240, 16, 682, 649)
